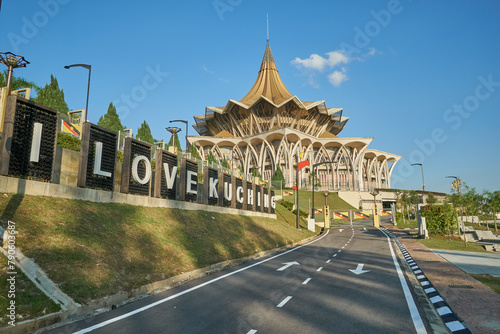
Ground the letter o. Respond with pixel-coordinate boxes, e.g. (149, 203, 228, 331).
(132, 155, 151, 184)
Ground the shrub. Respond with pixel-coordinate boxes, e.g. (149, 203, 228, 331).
(421, 204, 457, 235)
(57, 132, 80, 151)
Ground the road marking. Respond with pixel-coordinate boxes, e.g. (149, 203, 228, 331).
(338, 250, 341, 253)
(277, 261, 300, 271)
(247, 330, 257, 334)
(326, 259, 331, 263)
(72, 230, 331, 333)
(379, 228, 426, 334)
(302, 278, 311, 285)
(277, 296, 292, 308)
(339, 229, 344, 232)
(317, 267, 323, 271)
(349, 264, 370, 275)
(333, 254, 337, 257)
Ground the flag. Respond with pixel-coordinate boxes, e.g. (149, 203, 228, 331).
(314, 208, 323, 214)
(292, 186, 297, 190)
(334, 212, 348, 219)
(355, 212, 369, 219)
(61, 120, 81, 137)
(298, 160, 310, 171)
(283, 191, 293, 196)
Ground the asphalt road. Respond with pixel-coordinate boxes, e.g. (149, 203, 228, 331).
(47, 220, 431, 334)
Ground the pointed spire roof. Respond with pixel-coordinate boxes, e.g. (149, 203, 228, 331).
(239, 42, 293, 106)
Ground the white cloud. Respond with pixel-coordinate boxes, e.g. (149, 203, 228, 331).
(291, 50, 349, 72)
(202, 65, 214, 74)
(292, 48, 376, 87)
(291, 54, 329, 71)
(327, 68, 348, 87)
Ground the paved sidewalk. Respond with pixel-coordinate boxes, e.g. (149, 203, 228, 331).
(431, 249, 500, 277)
(386, 226, 500, 334)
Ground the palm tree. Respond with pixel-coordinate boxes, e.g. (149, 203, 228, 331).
(485, 190, 500, 233)
(0, 70, 40, 93)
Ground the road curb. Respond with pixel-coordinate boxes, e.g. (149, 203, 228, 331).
(381, 227, 472, 334)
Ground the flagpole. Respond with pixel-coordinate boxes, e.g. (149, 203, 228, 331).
(296, 153, 300, 229)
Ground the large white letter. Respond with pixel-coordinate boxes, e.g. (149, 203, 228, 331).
(257, 191, 261, 207)
(163, 163, 177, 189)
(247, 188, 254, 205)
(271, 196, 276, 209)
(30, 122, 43, 162)
(224, 181, 232, 201)
(93, 141, 111, 177)
(209, 177, 219, 198)
(132, 155, 151, 184)
(186, 171, 197, 195)
(264, 193, 269, 208)
(236, 186, 244, 204)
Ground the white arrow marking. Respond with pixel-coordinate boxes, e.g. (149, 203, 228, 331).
(339, 229, 344, 232)
(363, 228, 367, 231)
(277, 261, 300, 271)
(349, 264, 370, 275)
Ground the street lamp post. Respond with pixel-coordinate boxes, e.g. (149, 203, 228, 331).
(64, 64, 91, 122)
(0, 52, 29, 132)
(446, 175, 466, 246)
(311, 160, 334, 220)
(411, 163, 425, 192)
(371, 189, 380, 227)
(170, 120, 189, 151)
(166, 127, 182, 155)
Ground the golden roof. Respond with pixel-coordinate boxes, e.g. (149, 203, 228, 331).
(239, 42, 293, 106)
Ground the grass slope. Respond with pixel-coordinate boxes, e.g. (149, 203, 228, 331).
(0, 194, 315, 307)
(280, 190, 356, 220)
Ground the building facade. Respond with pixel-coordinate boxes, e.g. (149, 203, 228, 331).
(188, 42, 400, 191)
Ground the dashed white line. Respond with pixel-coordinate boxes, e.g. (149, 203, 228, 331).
(338, 250, 341, 253)
(317, 267, 323, 271)
(326, 259, 331, 263)
(302, 278, 311, 285)
(247, 330, 257, 334)
(277, 296, 292, 307)
(333, 254, 337, 257)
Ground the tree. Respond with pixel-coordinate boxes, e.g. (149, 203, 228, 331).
(221, 159, 231, 169)
(136, 120, 154, 144)
(167, 130, 182, 152)
(426, 193, 437, 204)
(272, 165, 286, 189)
(97, 102, 124, 133)
(34, 74, 69, 113)
(0, 70, 40, 92)
(207, 150, 217, 165)
(189, 144, 200, 160)
(484, 190, 500, 233)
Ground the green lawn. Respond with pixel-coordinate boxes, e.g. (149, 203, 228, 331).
(0, 193, 315, 310)
(465, 222, 499, 233)
(396, 219, 418, 229)
(418, 236, 488, 253)
(279, 190, 356, 221)
(469, 274, 500, 295)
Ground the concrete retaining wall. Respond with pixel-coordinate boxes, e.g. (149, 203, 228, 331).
(0, 175, 276, 219)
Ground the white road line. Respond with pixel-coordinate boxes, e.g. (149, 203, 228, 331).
(317, 267, 323, 271)
(326, 259, 331, 263)
(333, 254, 337, 257)
(379, 228, 426, 334)
(72, 230, 331, 333)
(247, 330, 257, 334)
(338, 250, 341, 253)
(277, 296, 292, 308)
(302, 278, 311, 285)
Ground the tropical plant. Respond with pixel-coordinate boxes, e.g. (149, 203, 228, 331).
(421, 204, 457, 236)
(0, 70, 40, 92)
(34, 74, 69, 113)
(136, 120, 154, 144)
(97, 102, 124, 133)
(207, 150, 218, 165)
(426, 193, 437, 204)
(272, 165, 286, 189)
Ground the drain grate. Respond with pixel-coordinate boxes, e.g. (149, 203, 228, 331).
(449, 284, 474, 289)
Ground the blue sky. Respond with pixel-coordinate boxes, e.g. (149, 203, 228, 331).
(1, 0, 499, 194)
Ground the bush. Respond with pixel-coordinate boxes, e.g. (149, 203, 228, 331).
(57, 132, 80, 151)
(278, 199, 294, 211)
(421, 204, 457, 235)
